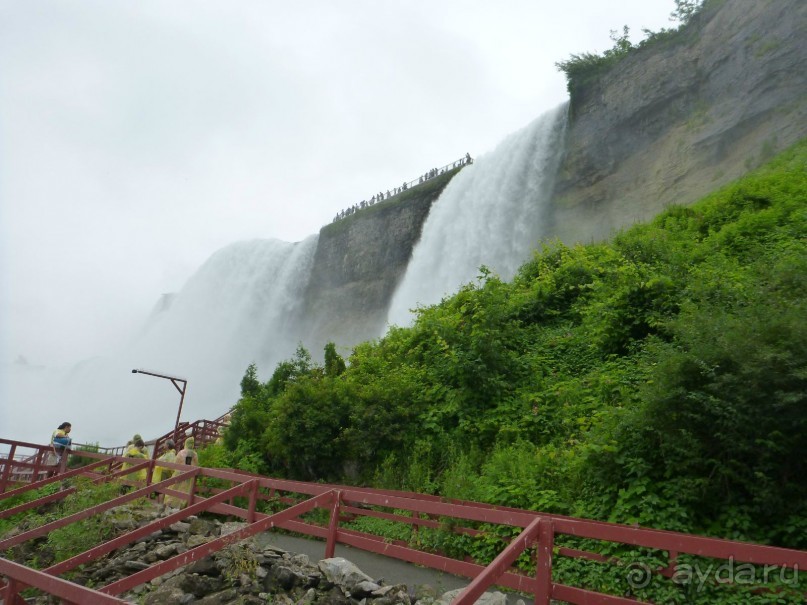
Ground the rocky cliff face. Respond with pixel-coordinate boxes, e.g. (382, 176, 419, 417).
(299, 0, 806, 353)
(547, 0, 807, 242)
(301, 169, 460, 353)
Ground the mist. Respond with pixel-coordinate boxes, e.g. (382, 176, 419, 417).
(0, 1, 677, 446)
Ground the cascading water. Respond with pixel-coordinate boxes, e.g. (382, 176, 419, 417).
(386, 104, 568, 328)
(136, 235, 318, 370)
(1, 235, 318, 445)
(122, 235, 319, 429)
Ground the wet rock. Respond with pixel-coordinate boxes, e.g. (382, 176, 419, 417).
(297, 587, 318, 605)
(265, 565, 298, 591)
(188, 556, 220, 576)
(187, 534, 210, 548)
(319, 557, 374, 592)
(180, 573, 224, 597)
(142, 586, 186, 605)
(319, 585, 352, 605)
(436, 588, 506, 605)
(170, 521, 191, 533)
(373, 589, 411, 605)
(413, 584, 439, 602)
(303, 573, 322, 589)
(189, 518, 217, 536)
(263, 545, 288, 557)
(195, 588, 238, 604)
(153, 543, 180, 560)
(220, 521, 249, 536)
(291, 553, 310, 567)
(353, 580, 383, 597)
(136, 530, 164, 544)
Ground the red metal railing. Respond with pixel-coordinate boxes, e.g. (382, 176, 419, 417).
(67, 412, 232, 461)
(1, 437, 805, 604)
(0, 439, 66, 492)
(147, 412, 230, 460)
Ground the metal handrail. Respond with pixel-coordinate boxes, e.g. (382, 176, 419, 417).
(1, 439, 805, 605)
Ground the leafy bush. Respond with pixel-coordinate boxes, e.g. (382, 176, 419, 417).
(555, 0, 709, 98)
(223, 139, 807, 579)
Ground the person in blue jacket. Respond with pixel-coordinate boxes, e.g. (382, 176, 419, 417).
(50, 422, 72, 465)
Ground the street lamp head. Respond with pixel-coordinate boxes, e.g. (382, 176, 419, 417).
(131, 369, 138, 374)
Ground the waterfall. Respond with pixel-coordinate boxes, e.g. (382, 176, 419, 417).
(1, 235, 319, 446)
(386, 104, 568, 327)
(124, 235, 319, 424)
(137, 235, 318, 369)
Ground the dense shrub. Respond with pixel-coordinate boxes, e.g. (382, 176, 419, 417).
(226, 141, 807, 560)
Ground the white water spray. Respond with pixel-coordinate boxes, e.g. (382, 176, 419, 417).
(137, 236, 318, 368)
(1, 236, 318, 446)
(122, 235, 319, 433)
(386, 104, 568, 327)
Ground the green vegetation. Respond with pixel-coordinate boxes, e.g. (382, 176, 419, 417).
(556, 0, 713, 98)
(67, 442, 101, 468)
(226, 139, 806, 533)
(221, 141, 806, 601)
(1, 478, 133, 567)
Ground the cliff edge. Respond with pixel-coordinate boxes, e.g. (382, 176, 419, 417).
(302, 169, 461, 352)
(548, 0, 807, 242)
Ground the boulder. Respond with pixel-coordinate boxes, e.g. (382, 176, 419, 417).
(436, 588, 507, 605)
(319, 557, 375, 592)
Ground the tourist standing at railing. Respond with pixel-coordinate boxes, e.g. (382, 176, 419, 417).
(50, 422, 72, 464)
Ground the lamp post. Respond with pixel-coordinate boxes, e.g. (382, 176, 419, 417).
(131, 369, 188, 444)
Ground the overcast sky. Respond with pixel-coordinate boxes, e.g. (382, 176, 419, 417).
(0, 1, 677, 442)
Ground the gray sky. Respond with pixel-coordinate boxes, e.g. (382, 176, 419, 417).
(0, 1, 676, 443)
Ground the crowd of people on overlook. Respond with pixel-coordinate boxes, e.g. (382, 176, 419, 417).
(332, 153, 473, 223)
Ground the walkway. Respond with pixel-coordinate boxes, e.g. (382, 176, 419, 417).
(2, 435, 805, 605)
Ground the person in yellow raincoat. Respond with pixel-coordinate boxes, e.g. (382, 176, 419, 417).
(152, 439, 176, 484)
(122, 435, 149, 484)
(165, 437, 198, 509)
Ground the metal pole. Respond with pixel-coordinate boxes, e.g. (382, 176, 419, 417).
(131, 369, 188, 447)
(170, 379, 187, 445)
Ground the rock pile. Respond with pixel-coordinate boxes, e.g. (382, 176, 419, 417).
(25, 506, 514, 605)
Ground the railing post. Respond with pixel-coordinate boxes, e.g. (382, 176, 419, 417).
(325, 490, 342, 559)
(0, 443, 16, 493)
(150, 438, 162, 461)
(145, 458, 154, 487)
(662, 550, 679, 578)
(57, 451, 69, 485)
(247, 480, 258, 523)
(3, 577, 20, 605)
(33, 450, 43, 481)
(187, 474, 198, 507)
(535, 517, 554, 605)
